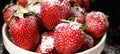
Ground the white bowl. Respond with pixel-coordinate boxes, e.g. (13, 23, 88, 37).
(2, 23, 106, 54)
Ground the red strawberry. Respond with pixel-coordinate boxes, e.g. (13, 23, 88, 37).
(69, 0, 83, 7)
(3, 5, 17, 25)
(54, 22, 84, 54)
(9, 15, 40, 50)
(40, 0, 71, 30)
(36, 32, 57, 54)
(18, 0, 28, 7)
(82, 0, 91, 11)
(85, 11, 109, 38)
(69, 0, 91, 11)
(71, 6, 85, 23)
(81, 33, 94, 51)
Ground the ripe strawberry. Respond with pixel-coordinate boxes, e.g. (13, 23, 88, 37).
(40, 0, 71, 30)
(18, 0, 28, 7)
(3, 5, 17, 25)
(35, 32, 57, 54)
(82, 0, 90, 11)
(9, 15, 40, 50)
(54, 22, 84, 54)
(69, 0, 91, 11)
(69, 0, 83, 7)
(85, 11, 109, 38)
(81, 33, 94, 51)
(71, 6, 85, 23)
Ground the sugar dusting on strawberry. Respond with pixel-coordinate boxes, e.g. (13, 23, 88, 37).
(28, 3, 41, 15)
(41, 33, 54, 53)
(10, 15, 40, 50)
(86, 11, 109, 38)
(36, 32, 57, 54)
(71, 6, 85, 23)
(54, 22, 84, 54)
(41, 0, 71, 30)
(2, 0, 110, 53)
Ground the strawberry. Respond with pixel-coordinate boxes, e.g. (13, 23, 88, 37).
(3, 5, 17, 25)
(18, 0, 28, 7)
(9, 15, 40, 50)
(69, 0, 91, 11)
(28, 2, 41, 17)
(85, 11, 109, 38)
(35, 32, 57, 54)
(69, 0, 83, 7)
(71, 6, 85, 23)
(54, 22, 84, 54)
(81, 33, 94, 51)
(82, 0, 91, 11)
(40, 0, 71, 30)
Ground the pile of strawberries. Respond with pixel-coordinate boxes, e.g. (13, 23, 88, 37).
(3, 0, 109, 54)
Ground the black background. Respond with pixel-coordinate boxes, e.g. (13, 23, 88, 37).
(0, 0, 120, 54)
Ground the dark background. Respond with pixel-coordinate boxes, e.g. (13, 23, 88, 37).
(0, 0, 120, 54)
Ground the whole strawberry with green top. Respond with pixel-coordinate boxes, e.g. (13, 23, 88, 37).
(40, 0, 71, 30)
(54, 21, 84, 54)
(9, 5, 40, 50)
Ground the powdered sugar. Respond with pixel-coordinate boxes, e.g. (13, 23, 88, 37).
(28, 0, 41, 4)
(87, 11, 107, 26)
(41, 35, 54, 53)
(43, 0, 61, 6)
(28, 3, 41, 14)
(88, 11, 106, 20)
(55, 22, 82, 31)
(55, 23, 68, 30)
(71, 6, 84, 16)
(70, 22, 82, 30)
(14, 6, 29, 18)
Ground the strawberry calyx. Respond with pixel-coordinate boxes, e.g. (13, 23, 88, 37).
(105, 14, 110, 19)
(13, 2, 30, 18)
(81, 23, 86, 31)
(2, 2, 14, 13)
(27, 0, 41, 4)
(61, 18, 82, 30)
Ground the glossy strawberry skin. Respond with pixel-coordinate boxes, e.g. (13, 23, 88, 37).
(35, 32, 57, 54)
(82, 0, 90, 11)
(18, 0, 28, 7)
(85, 11, 109, 38)
(3, 5, 17, 25)
(54, 23, 84, 54)
(9, 15, 40, 50)
(40, 0, 71, 30)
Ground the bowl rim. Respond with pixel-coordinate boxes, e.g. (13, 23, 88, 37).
(76, 32, 106, 54)
(2, 23, 106, 54)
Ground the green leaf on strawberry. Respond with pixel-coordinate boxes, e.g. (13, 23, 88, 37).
(14, 2, 29, 18)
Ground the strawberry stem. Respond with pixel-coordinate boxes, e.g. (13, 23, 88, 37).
(7, 15, 13, 24)
(81, 23, 86, 31)
(68, 17, 75, 21)
(17, 2, 21, 11)
(105, 14, 110, 19)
